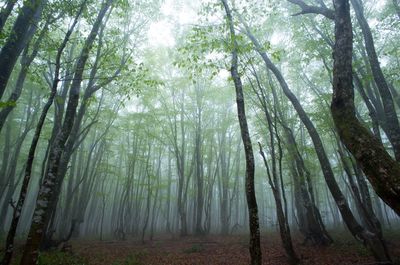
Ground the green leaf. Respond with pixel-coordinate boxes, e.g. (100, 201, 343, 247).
(0, 101, 17, 108)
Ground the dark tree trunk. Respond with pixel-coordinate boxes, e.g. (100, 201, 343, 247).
(0, 0, 45, 100)
(194, 89, 205, 235)
(249, 63, 332, 246)
(351, 0, 400, 161)
(19, 2, 112, 264)
(284, 126, 332, 246)
(258, 124, 299, 264)
(0, 17, 50, 133)
(221, 1, 262, 264)
(332, 0, 400, 217)
(0, 5, 84, 263)
(0, 0, 18, 33)
(242, 15, 392, 263)
(141, 144, 152, 243)
(331, 0, 393, 263)
(219, 128, 230, 235)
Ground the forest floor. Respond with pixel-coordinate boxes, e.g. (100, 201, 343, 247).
(70, 231, 400, 265)
(4, 230, 400, 265)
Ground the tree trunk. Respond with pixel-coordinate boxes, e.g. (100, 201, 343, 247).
(0, 0, 18, 33)
(19, 2, 112, 264)
(351, 0, 400, 161)
(394, 0, 400, 20)
(242, 14, 392, 263)
(0, 0, 45, 100)
(0, 17, 50, 133)
(330, 0, 393, 263)
(221, 1, 262, 264)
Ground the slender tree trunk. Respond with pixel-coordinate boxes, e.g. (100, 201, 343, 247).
(166, 152, 172, 233)
(194, 91, 204, 234)
(394, 0, 400, 19)
(141, 144, 152, 243)
(249, 64, 332, 245)
(259, 144, 299, 264)
(221, 1, 261, 264)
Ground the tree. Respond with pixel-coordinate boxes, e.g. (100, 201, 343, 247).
(288, 0, 400, 218)
(0, 0, 18, 33)
(221, 0, 262, 264)
(0, 2, 85, 263)
(0, 0, 46, 101)
(239, 9, 392, 264)
(19, 1, 113, 263)
(330, 0, 400, 223)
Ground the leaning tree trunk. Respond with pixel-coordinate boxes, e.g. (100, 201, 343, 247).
(221, 1, 262, 264)
(330, 0, 393, 263)
(350, 0, 400, 161)
(249, 63, 332, 246)
(0, 5, 84, 264)
(0, 17, 50, 133)
(242, 15, 392, 264)
(0, 0, 18, 33)
(0, 0, 45, 100)
(331, 0, 400, 218)
(19, 1, 112, 264)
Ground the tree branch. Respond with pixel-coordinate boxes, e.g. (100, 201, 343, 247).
(287, 0, 334, 20)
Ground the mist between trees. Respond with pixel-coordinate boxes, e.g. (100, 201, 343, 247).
(0, 0, 399, 265)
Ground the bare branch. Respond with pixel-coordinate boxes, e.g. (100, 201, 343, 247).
(287, 0, 334, 20)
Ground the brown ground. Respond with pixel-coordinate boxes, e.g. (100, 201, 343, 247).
(72, 233, 400, 265)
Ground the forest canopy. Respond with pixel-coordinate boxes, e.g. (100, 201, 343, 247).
(0, 0, 399, 264)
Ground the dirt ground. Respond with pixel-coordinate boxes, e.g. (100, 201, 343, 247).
(71, 232, 400, 265)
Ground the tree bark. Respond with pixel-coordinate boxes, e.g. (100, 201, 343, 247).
(332, 0, 400, 218)
(350, 0, 400, 161)
(0, 17, 50, 133)
(242, 15, 392, 263)
(257, 101, 299, 265)
(19, 1, 112, 264)
(0, 0, 45, 100)
(331, 0, 393, 263)
(221, 1, 262, 264)
(0, 0, 18, 33)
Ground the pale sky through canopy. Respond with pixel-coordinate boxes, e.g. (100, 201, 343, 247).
(147, 0, 200, 47)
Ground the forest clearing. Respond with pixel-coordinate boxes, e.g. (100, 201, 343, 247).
(1, 0, 400, 264)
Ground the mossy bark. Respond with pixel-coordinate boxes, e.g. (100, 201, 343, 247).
(331, 0, 400, 218)
(331, 0, 394, 263)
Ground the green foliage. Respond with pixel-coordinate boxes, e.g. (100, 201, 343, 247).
(0, 101, 17, 108)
